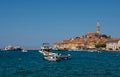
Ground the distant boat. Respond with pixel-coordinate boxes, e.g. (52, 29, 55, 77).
(22, 49, 28, 52)
(59, 54, 71, 60)
(2, 45, 22, 51)
(44, 55, 60, 61)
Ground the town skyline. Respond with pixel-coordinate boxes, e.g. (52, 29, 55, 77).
(0, 0, 120, 48)
(53, 21, 120, 51)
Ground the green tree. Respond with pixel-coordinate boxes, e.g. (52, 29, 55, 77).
(95, 44, 106, 48)
(101, 34, 111, 38)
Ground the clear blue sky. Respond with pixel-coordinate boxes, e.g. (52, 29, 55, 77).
(0, 0, 120, 48)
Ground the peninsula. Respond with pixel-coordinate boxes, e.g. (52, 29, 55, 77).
(53, 21, 120, 52)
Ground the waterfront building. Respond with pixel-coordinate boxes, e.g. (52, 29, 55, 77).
(106, 38, 120, 51)
(85, 32, 99, 38)
(60, 40, 70, 50)
(53, 42, 60, 50)
(53, 21, 109, 51)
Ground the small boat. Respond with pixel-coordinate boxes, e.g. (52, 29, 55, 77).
(59, 54, 71, 60)
(44, 55, 60, 61)
(22, 49, 28, 52)
(2, 45, 22, 51)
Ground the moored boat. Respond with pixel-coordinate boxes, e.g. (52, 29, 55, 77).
(44, 55, 60, 61)
(22, 49, 28, 52)
(2, 45, 22, 51)
(39, 43, 52, 56)
(59, 54, 71, 60)
(39, 43, 71, 61)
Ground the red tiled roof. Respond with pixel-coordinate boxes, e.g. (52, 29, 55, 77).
(106, 38, 120, 43)
(61, 40, 71, 44)
(86, 32, 98, 36)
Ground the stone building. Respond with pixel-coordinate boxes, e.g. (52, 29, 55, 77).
(106, 38, 120, 51)
(53, 21, 108, 50)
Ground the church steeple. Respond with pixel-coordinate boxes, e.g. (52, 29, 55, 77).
(96, 20, 100, 34)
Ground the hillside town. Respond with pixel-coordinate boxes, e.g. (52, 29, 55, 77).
(53, 21, 120, 51)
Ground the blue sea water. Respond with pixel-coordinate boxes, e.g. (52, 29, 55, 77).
(0, 50, 120, 77)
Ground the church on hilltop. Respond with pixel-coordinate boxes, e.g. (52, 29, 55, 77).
(85, 21, 100, 38)
(53, 21, 110, 51)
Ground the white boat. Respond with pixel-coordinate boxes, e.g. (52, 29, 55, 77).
(40, 43, 71, 61)
(3, 45, 22, 51)
(59, 54, 71, 60)
(39, 43, 52, 56)
(41, 43, 51, 51)
(44, 55, 60, 61)
(22, 49, 28, 52)
(39, 50, 60, 56)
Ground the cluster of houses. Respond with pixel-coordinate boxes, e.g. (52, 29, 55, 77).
(53, 33, 120, 51)
(53, 21, 120, 51)
(106, 38, 120, 51)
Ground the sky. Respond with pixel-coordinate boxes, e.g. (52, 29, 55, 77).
(0, 0, 120, 48)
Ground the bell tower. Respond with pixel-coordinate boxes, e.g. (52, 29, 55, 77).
(96, 21, 100, 34)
